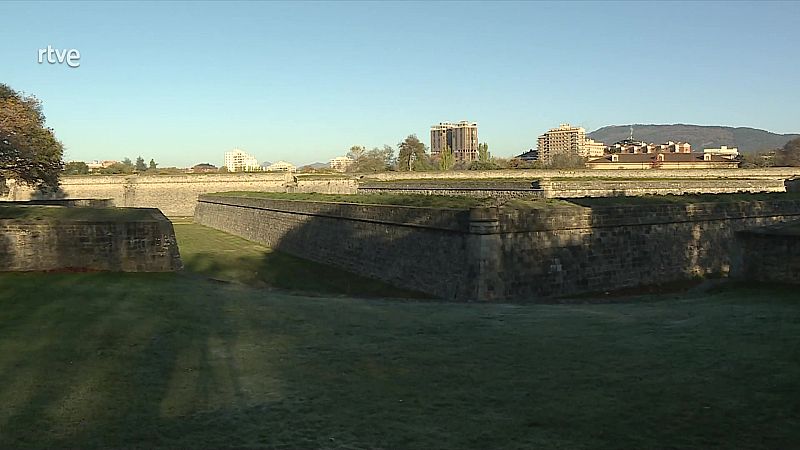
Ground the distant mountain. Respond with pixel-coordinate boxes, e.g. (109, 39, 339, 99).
(260, 161, 273, 168)
(588, 124, 800, 154)
(306, 162, 329, 169)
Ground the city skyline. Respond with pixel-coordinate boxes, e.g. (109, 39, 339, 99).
(2, 1, 799, 167)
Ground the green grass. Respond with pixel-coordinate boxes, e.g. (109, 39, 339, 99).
(207, 191, 487, 209)
(0, 205, 156, 221)
(175, 223, 428, 298)
(0, 273, 798, 449)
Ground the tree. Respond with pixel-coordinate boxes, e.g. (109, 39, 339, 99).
(397, 134, 428, 171)
(135, 156, 147, 172)
(776, 138, 800, 167)
(0, 83, 64, 191)
(64, 161, 89, 175)
(439, 145, 455, 171)
(122, 157, 133, 168)
(353, 145, 395, 172)
(149, 159, 157, 170)
(478, 143, 490, 163)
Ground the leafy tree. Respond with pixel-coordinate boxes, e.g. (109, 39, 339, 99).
(547, 153, 587, 169)
(439, 145, 455, 171)
(122, 157, 133, 168)
(776, 138, 800, 166)
(64, 161, 89, 175)
(219, 166, 229, 173)
(347, 145, 366, 164)
(354, 145, 395, 172)
(135, 156, 147, 172)
(397, 134, 428, 171)
(0, 83, 64, 191)
(149, 159, 157, 170)
(478, 143, 490, 163)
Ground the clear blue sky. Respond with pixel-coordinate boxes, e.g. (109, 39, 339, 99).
(2, 1, 799, 167)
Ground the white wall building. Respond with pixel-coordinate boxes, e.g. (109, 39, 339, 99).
(265, 161, 297, 172)
(703, 145, 739, 160)
(329, 156, 354, 172)
(224, 148, 260, 172)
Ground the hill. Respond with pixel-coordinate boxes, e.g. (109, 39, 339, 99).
(588, 124, 800, 154)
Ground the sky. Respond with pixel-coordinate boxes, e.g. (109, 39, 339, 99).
(1, 1, 799, 167)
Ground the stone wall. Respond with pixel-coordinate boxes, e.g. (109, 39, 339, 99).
(358, 178, 784, 199)
(194, 195, 474, 300)
(539, 178, 785, 198)
(194, 194, 800, 301)
(0, 208, 182, 272)
(4, 169, 799, 216)
(735, 224, 800, 284)
(4, 174, 358, 217)
(363, 168, 800, 181)
(357, 187, 544, 201)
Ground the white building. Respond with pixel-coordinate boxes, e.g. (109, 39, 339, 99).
(329, 156, 354, 172)
(265, 161, 297, 172)
(224, 148, 260, 172)
(703, 145, 739, 160)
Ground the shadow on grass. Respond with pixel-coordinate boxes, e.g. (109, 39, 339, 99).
(0, 273, 284, 448)
(182, 250, 431, 299)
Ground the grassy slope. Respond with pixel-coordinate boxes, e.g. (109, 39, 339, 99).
(0, 274, 798, 449)
(175, 223, 427, 298)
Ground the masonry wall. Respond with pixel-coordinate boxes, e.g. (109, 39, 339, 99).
(5, 174, 358, 217)
(193, 195, 475, 300)
(736, 227, 800, 284)
(0, 209, 182, 272)
(491, 201, 800, 300)
(193, 194, 800, 301)
(4, 169, 799, 217)
(358, 178, 785, 200)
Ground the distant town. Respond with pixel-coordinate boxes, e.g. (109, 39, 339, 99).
(64, 121, 798, 176)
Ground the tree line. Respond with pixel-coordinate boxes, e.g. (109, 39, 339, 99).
(64, 156, 159, 175)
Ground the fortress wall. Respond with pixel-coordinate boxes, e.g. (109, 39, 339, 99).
(5, 174, 358, 217)
(193, 195, 474, 300)
(362, 168, 800, 181)
(193, 194, 800, 301)
(2, 169, 797, 217)
(736, 227, 800, 284)
(0, 208, 182, 272)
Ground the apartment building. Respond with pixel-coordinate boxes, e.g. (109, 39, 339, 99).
(430, 121, 479, 162)
(536, 124, 605, 163)
(223, 148, 260, 172)
(329, 156, 354, 172)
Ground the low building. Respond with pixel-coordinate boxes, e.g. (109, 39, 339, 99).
(703, 145, 739, 160)
(514, 149, 539, 161)
(587, 153, 740, 170)
(190, 163, 218, 173)
(265, 161, 297, 172)
(609, 140, 691, 154)
(329, 156, 354, 172)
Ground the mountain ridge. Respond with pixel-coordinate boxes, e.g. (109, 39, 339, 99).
(588, 124, 799, 154)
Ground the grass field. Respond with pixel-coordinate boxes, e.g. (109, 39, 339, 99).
(0, 224, 798, 448)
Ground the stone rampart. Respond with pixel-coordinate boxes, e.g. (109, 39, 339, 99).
(4, 174, 358, 217)
(0, 207, 182, 272)
(735, 223, 800, 284)
(194, 194, 800, 301)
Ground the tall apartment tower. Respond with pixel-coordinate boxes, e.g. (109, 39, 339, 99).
(537, 124, 605, 163)
(430, 121, 479, 162)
